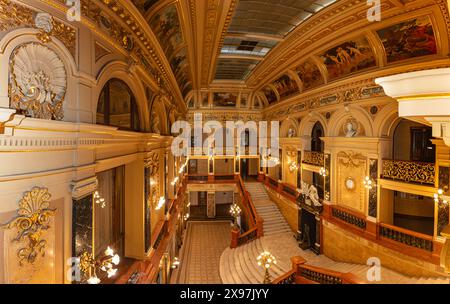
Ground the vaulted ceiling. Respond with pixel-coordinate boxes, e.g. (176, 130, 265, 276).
(128, 0, 450, 110)
(215, 0, 337, 81)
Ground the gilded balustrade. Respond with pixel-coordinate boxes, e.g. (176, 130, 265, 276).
(382, 160, 435, 185)
(303, 151, 325, 167)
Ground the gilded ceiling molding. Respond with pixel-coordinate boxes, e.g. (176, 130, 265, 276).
(1, 187, 56, 266)
(264, 79, 386, 121)
(9, 43, 67, 120)
(0, 0, 77, 57)
(208, 0, 237, 84)
(200, 0, 220, 87)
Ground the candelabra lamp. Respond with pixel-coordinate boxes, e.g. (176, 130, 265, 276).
(257, 251, 277, 284)
(79, 246, 120, 284)
(229, 203, 242, 230)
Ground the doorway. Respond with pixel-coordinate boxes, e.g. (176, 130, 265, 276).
(299, 209, 317, 253)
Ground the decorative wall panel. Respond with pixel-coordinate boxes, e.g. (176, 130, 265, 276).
(336, 151, 366, 213)
(368, 159, 378, 218)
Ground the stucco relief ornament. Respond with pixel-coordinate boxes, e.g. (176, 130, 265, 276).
(300, 181, 322, 207)
(10, 43, 67, 120)
(1, 187, 56, 266)
(34, 13, 53, 43)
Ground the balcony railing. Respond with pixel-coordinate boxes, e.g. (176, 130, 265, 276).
(331, 206, 367, 230)
(231, 175, 264, 248)
(382, 159, 435, 185)
(272, 256, 364, 284)
(379, 223, 434, 252)
(303, 151, 325, 167)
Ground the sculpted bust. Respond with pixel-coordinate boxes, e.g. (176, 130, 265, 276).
(344, 120, 357, 137)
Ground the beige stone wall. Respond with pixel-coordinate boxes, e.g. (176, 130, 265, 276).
(265, 187, 298, 233)
(322, 221, 445, 278)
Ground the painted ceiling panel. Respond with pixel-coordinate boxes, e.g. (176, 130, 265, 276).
(228, 0, 337, 36)
(148, 3, 193, 99)
(215, 58, 260, 80)
(214, 0, 337, 81)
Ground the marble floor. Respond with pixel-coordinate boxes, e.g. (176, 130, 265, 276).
(177, 221, 231, 284)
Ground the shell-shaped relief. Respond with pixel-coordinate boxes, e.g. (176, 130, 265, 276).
(9, 43, 67, 120)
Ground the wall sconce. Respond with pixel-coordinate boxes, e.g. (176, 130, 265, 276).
(150, 179, 157, 186)
(94, 191, 106, 208)
(80, 246, 120, 284)
(171, 257, 181, 269)
(257, 251, 277, 284)
(171, 177, 179, 186)
(319, 167, 328, 177)
(363, 176, 376, 189)
(435, 189, 448, 204)
(289, 162, 299, 173)
(155, 196, 166, 210)
(183, 213, 190, 221)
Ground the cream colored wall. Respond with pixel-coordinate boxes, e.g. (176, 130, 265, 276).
(394, 196, 435, 218)
(393, 120, 425, 161)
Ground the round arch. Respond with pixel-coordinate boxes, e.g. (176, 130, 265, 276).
(280, 117, 299, 138)
(0, 29, 79, 121)
(373, 102, 400, 138)
(299, 112, 328, 137)
(149, 94, 169, 135)
(95, 61, 148, 130)
(328, 106, 374, 137)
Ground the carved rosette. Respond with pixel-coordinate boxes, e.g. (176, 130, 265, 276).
(1, 187, 56, 266)
(9, 43, 67, 120)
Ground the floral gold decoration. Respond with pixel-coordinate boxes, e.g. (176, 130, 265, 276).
(382, 159, 435, 185)
(302, 151, 324, 167)
(1, 187, 56, 266)
(0, 0, 76, 57)
(9, 43, 67, 120)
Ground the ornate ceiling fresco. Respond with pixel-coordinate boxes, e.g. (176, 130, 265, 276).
(146, 2, 193, 99)
(214, 0, 337, 81)
(45, 0, 450, 111)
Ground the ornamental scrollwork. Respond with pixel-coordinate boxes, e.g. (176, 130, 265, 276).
(0, 1, 76, 57)
(1, 187, 56, 266)
(382, 159, 435, 185)
(302, 151, 324, 167)
(9, 43, 67, 120)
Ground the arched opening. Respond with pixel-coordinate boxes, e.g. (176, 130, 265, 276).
(384, 118, 437, 236)
(97, 78, 141, 131)
(311, 121, 324, 152)
(392, 119, 435, 163)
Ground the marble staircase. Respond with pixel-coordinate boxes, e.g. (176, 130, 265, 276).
(219, 182, 450, 284)
(244, 182, 292, 236)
